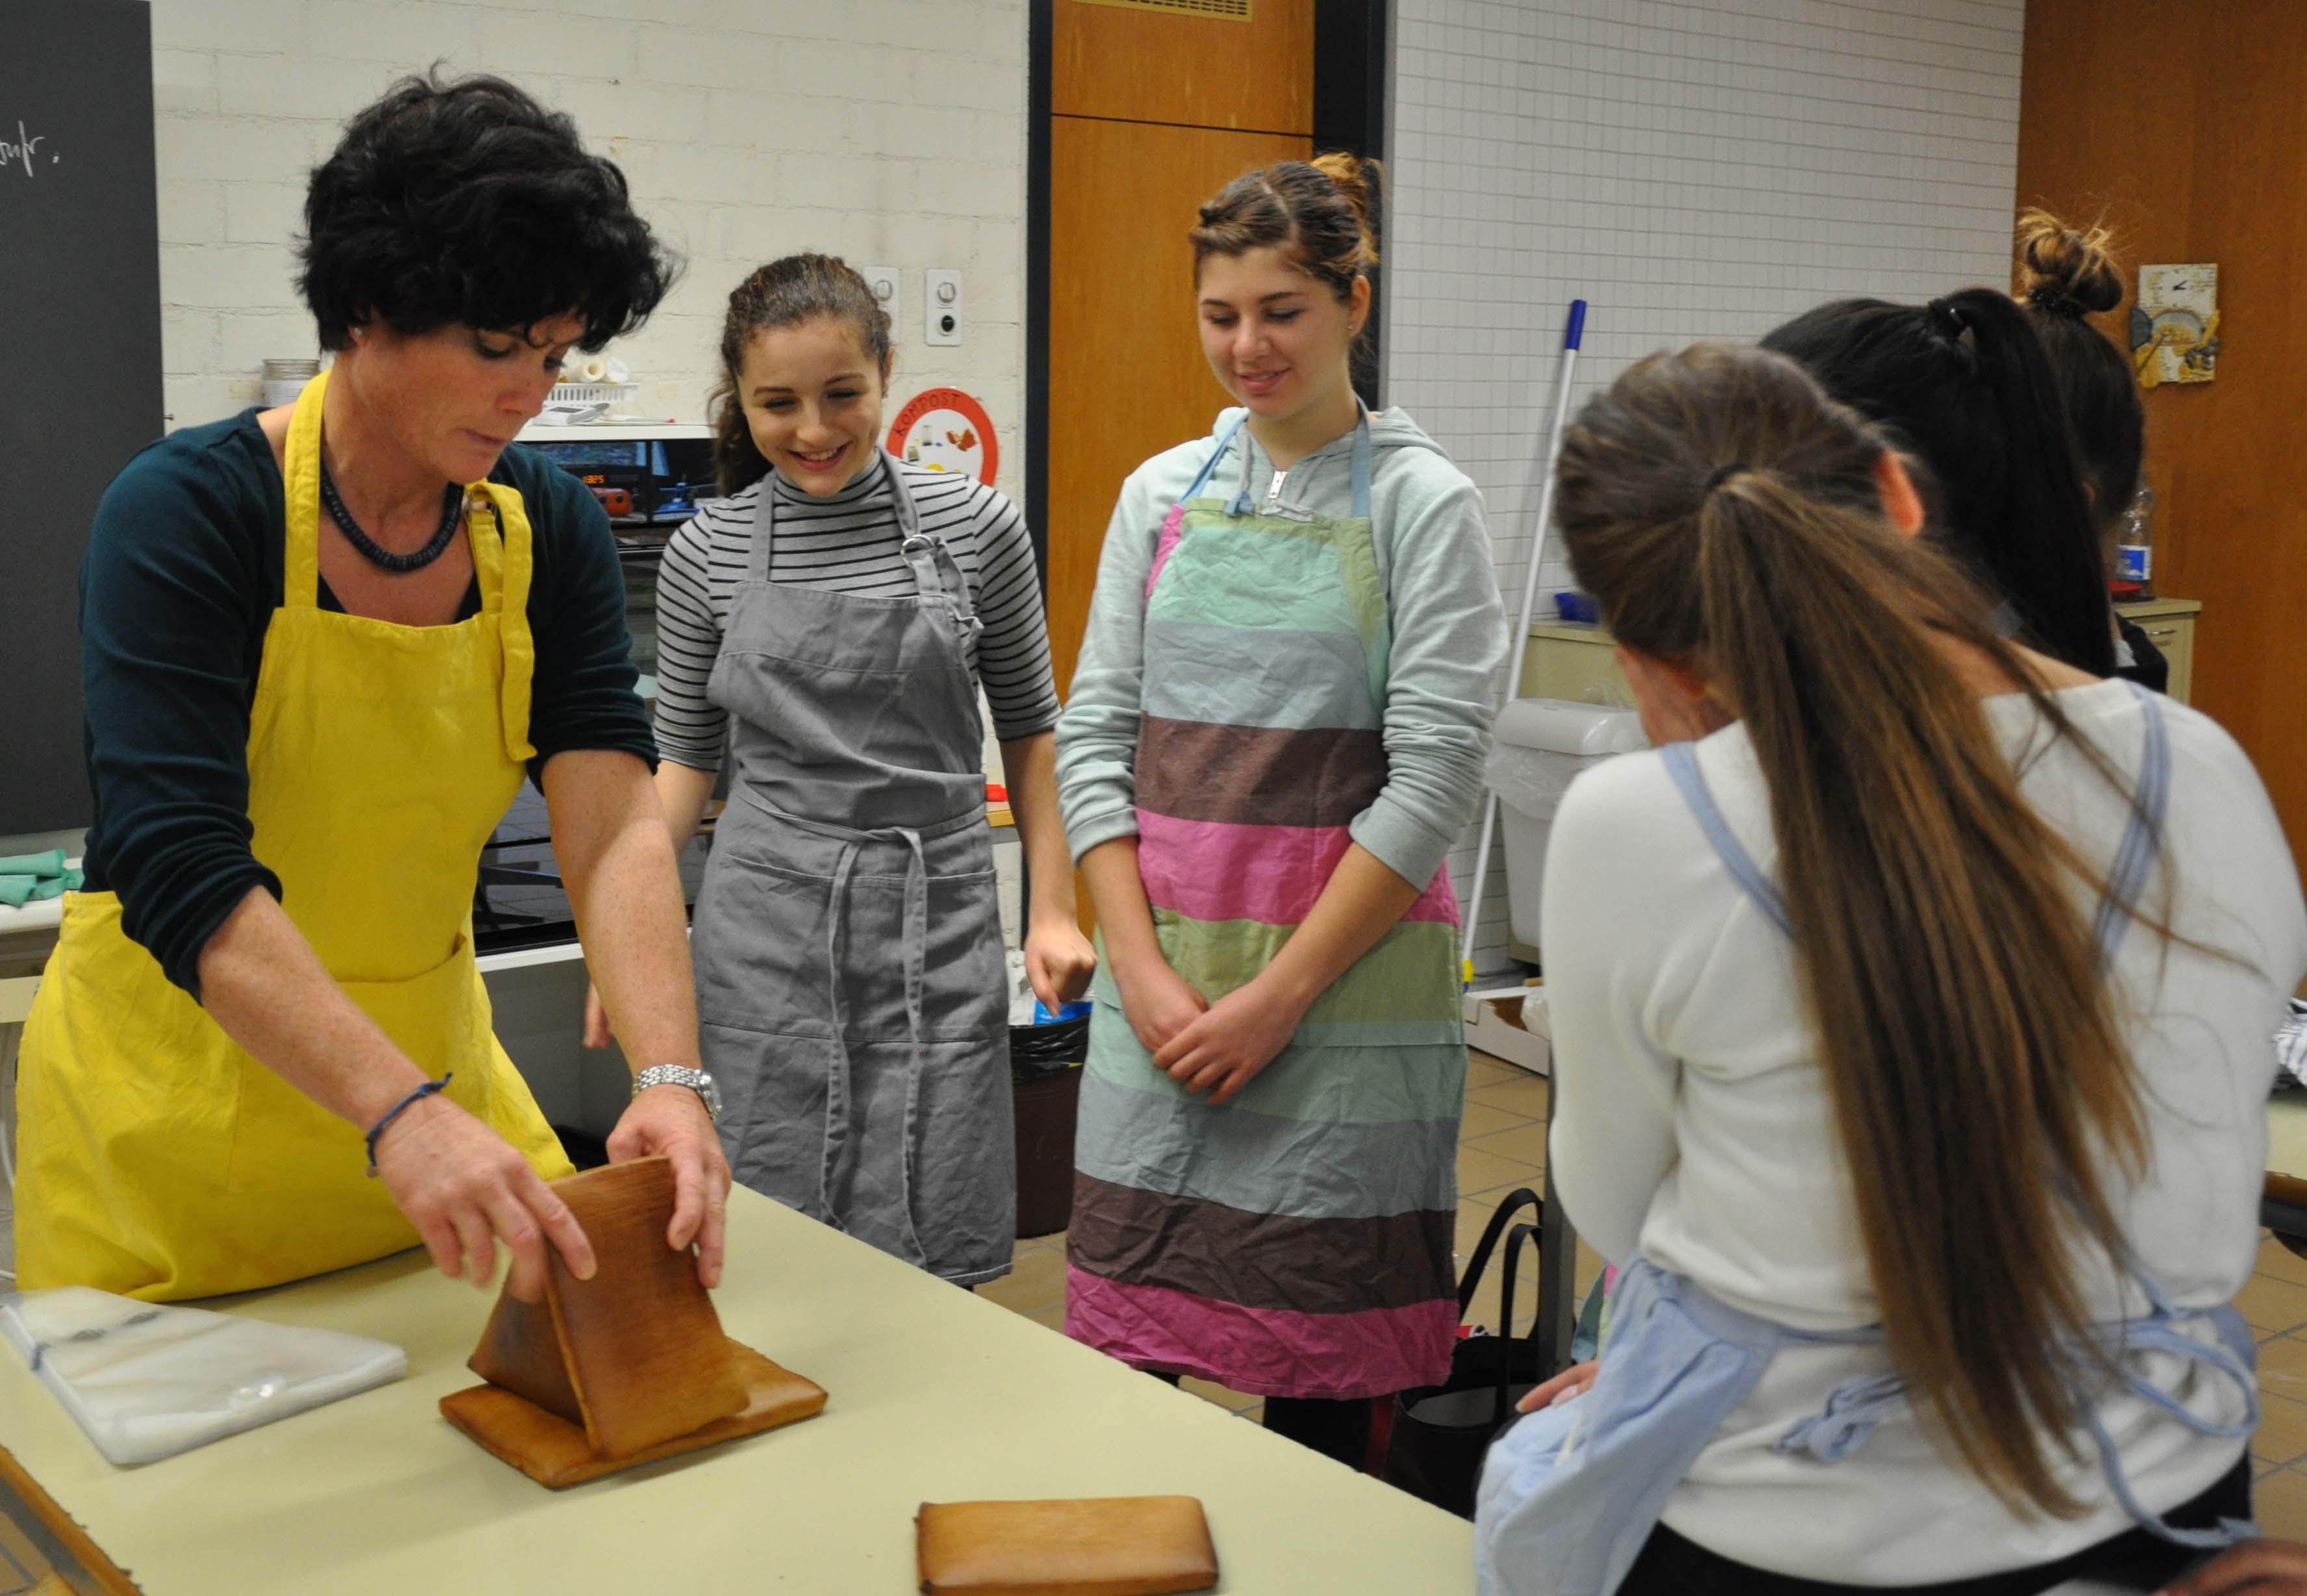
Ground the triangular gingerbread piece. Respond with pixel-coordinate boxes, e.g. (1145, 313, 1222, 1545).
(446, 1157, 824, 1484)
(468, 1287, 583, 1426)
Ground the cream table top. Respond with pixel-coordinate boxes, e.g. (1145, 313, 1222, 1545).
(0, 1186, 1474, 1594)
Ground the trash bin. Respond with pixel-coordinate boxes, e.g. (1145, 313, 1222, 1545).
(1486, 699, 1647, 951)
(1011, 1011, 1092, 1239)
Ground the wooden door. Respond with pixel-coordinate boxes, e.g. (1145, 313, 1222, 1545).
(1042, 0, 1315, 696)
(2017, 0, 2307, 865)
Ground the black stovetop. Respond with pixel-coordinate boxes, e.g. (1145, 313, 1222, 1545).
(473, 779, 711, 954)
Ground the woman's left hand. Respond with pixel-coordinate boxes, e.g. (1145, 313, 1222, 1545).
(1025, 913, 1098, 1015)
(1152, 976, 1311, 1106)
(607, 1084, 732, 1289)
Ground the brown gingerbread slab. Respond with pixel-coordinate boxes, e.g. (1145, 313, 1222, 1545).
(443, 1338, 826, 1489)
(915, 1495, 1219, 1595)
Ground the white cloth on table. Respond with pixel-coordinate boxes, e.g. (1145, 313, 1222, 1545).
(1, 1287, 404, 1464)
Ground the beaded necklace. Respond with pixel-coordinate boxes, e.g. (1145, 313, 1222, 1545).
(319, 454, 465, 573)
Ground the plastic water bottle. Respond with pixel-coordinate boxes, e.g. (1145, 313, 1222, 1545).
(2115, 482, 2155, 597)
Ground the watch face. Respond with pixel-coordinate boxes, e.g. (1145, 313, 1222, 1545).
(698, 1073, 723, 1116)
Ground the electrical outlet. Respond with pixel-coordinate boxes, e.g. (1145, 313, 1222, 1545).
(860, 265, 901, 343)
(925, 268, 962, 347)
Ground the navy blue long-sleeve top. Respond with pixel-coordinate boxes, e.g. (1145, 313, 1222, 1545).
(75, 411, 656, 997)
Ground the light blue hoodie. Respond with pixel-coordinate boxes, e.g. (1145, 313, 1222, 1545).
(1057, 405, 1508, 891)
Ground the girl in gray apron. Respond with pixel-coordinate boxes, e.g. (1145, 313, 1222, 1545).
(636, 255, 1088, 1288)
(1475, 340, 2300, 1593)
(691, 470, 1017, 1284)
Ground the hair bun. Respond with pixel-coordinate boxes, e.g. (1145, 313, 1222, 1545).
(2015, 207, 2124, 317)
(1310, 150, 1382, 265)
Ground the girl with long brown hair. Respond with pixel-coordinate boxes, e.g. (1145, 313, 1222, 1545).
(1476, 344, 2306, 1593)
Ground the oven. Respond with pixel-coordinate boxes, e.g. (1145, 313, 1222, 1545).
(475, 423, 721, 954)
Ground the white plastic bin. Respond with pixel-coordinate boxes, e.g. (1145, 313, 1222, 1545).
(1486, 699, 1648, 950)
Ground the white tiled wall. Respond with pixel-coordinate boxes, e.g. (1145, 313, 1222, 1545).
(1386, 0, 2025, 973)
(146, 0, 1028, 499)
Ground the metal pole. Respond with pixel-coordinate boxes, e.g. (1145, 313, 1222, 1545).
(1461, 299, 1587, 981)
(1535, 1096, 1580, 1377)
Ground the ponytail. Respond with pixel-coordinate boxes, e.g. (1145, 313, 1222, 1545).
(1932, 287, 2115, 675)
(1762, 290, 2117, 677)
(1555, 343, 2152, 1518)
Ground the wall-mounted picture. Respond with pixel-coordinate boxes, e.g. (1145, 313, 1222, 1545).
(2131, 263, 2219, 387)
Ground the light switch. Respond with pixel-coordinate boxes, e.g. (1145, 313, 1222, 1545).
(861, 265, 901, 343)
(925, 268, 962, 346)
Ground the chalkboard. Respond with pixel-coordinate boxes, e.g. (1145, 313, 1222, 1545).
(0, 1, 163, 835)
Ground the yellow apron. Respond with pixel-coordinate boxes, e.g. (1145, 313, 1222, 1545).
(16, 371, 573, 1302)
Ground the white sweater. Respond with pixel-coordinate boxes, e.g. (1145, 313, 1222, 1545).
(1542, 680, 2307, 1582)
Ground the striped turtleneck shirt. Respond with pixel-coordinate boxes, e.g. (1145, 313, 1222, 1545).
(651, 454, 1061, 770)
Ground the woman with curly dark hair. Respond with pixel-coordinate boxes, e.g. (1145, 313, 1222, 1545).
(14, 72, 730, 1305)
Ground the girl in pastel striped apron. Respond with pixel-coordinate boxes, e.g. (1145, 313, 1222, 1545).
(1477, 343, 2307, 1593)
(1055, 155, 1508, 1463)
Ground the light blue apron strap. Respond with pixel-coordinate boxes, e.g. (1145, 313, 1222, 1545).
(2081, 1305, 2260, 1550)
(1776, 1272, 2260, 1550)
(1349, 404, 1373, 519)
(1186, 415, 1248, 512)
(1773, 1368, 1905, 1463)
(2092, 681, 2170, 967)
(1661, 683, 2168, 955)
(1659, 742, 1795, 937)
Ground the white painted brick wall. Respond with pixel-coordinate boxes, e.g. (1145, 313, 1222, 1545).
(146, 0, 1029, 504)
(1386, 0, 2024, 974)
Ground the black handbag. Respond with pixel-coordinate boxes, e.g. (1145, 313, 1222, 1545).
(1381, 1186, 1546, 1517)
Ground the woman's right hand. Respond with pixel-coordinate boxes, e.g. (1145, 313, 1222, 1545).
(582, 980, 613, 1049)
(2160, 1540, 2307, 1595)
(371, 1092, 596, 1303)
(1114, 957, 1209, 1056)
(1517, 1359, 1600, 1413)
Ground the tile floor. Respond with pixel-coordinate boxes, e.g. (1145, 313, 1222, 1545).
(983, 1049, 2307, 1541)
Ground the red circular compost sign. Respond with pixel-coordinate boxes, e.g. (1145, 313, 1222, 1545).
(886, 387, 998, 486)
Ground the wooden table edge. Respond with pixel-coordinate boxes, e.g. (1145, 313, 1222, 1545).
(0, 1441, 141, 1594)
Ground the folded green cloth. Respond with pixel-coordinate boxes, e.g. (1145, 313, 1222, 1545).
(0, 852, 80, 908)
(0, 850, 69, 878)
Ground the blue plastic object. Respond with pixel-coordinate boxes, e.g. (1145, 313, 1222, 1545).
(1554, 590, 1599, 625)
(1564, 299, 1587, 351)
(1032, 999, 1094, 1025)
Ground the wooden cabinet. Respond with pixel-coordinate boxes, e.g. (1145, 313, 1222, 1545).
(1514, 600, 2205, 707)
(1040, 0, 1315, 696)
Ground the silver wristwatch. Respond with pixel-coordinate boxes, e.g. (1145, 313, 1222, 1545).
(633, 1064, 722, 1123)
